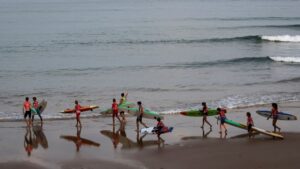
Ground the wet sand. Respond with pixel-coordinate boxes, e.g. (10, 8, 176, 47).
(0, 101, 299, 169)
(131, 132, 300, 169)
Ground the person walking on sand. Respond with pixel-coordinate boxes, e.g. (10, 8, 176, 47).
(136, 101, 147, 131)
(246, 112, 254, 137)
(217, 108, 227, 135)
(32, 97, 43, 123)
(155, 117, 168, 140)
(267, 103, 281, 132)
(201, 102, 212, 129)
(23, 97, 32, 126)
(112, 98, 121, 124)
(75, 100, 82, 127)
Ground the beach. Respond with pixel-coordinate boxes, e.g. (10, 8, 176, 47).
(0, 101, 299, 169)
(1, 0, 300, 168)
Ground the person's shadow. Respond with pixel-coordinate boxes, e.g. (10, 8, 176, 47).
(60, 126, 100, 152)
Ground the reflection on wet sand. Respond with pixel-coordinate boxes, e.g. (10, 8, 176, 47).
(101, 121, 163, 150)
(60, 126, 100, 152)
(24, 124, 48, 157)
(181, 128, 213, 141)
(230, 132, 260, 139)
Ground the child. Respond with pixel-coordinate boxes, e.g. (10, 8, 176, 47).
(23, 97, 32, 126)
(136, 101, 147, 130)
(112, 98, 121, 124)
(268, 103, 281, 132)
(201, 102, 212, 129)
(217, 108, 227, 134)
(156, 117, 168, 139)
(246, 112, 254, 137)
(75, 100, 82, 127)
(119, 92, 128, 121)
(119, 92, 128, 105)
(32, 97, 43, 123)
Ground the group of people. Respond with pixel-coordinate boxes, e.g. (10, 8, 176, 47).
(23, 93, 281, 138)
(23, 97, 43, 126)
(200, 102, 281, 137)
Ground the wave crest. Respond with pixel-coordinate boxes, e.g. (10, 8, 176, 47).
(269, 56, 300, 63)
(262, 35, 300, 42)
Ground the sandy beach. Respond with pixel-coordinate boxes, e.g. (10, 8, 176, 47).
(0, 101, 299, 169)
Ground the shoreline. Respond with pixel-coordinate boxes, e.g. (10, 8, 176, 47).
(0, 100, 299, 169)
(1, 100, 299, 122)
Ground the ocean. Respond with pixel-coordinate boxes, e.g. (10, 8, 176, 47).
(0, 0, 300, 120)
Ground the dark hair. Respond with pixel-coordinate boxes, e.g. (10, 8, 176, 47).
(202, 102, 206, 106)
(75, 100, 78, 104)
(121, 93, 124, 97)
(272, 103, 278, 110)
(137, 101, 142, 105)
(246, 112, 251, 117)
(33, 97, 37, 101)
(113, 98, 116, 102)
(120, 111, 124, 114)
(156, 117, 161, 121)
(25, 97, 29, 101)
(217, 108, 221, 111)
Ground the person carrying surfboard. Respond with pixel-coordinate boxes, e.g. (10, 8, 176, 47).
(119, 92, 129, 121)
(75, 100, 82, 127)
(201, 102, 212, 129)
(155, 117, 168, 139)
(23, 97, 32, 126)
(217, 108, 227, 134)
(31, 97, 43, 123)
(136, 101, 148, 130)
(267, 103, 281, 132)
(112, 98, 121, 124)
(246, 112, 254, 137)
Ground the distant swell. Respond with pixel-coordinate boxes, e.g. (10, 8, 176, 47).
(262, 35, 300, 42)
(53, 35, 262, 46)
(53, 35, 300, 47)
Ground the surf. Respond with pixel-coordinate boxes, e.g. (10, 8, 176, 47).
(262, 35, 300, 42)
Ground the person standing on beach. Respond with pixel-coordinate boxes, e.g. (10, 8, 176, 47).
(119, 92, 128, 121)
(246, 112, 254, 137)
(268, 103, 281, 132)
(112, 98, 121, 124)
(201, 102, 212, 129)
(23, 97, 32, 126)
(32, 97, 43, 123)
(119, 92, 128, 105)
(75, 100, 82, 127)
(217, 108, 227, 135)
(136, 101, 147, 131)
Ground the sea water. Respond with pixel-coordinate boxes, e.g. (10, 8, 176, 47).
(0, 0, 300, 120)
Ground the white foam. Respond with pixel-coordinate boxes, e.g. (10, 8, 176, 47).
(261, 35, 300, 42)
(269, 56, 300, 63)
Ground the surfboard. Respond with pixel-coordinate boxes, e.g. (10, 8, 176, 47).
(60, 105, 99, 114)
(180, 109, 218, 117)
(31, 100, 48, 115)
(220, 117, 283, 139)
(101, 102, 135, 114)
(256, 110, 297, 120)
(38, 100, 47, 114)
(124, 107, 164, 120)
(251, 126, 284, 139)
(140, 126, 173, 135)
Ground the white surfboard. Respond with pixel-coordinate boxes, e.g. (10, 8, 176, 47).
(251, 126, 284, 139)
